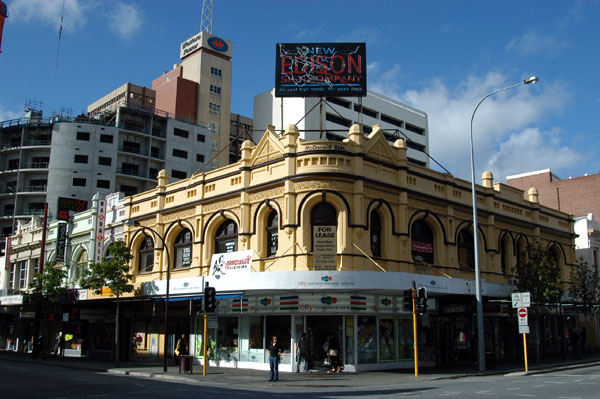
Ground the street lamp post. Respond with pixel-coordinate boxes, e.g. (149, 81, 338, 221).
(125, 219, 171, 372)
(470, 76, 538, 372)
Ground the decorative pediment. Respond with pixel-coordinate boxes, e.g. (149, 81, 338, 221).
(364, 126, 398, 163)
(250, 127, 285, 166)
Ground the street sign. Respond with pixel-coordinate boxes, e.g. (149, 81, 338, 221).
(512, 292, 531, 308)
(518, 307, 528, 325)
(519, 325, 530, 334)
(522, 292, 531, 307)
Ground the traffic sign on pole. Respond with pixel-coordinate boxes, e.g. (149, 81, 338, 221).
(518, 307, 528, 325)
(512, 292, 531, 308)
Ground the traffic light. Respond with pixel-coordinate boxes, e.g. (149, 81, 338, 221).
(417, 287, 428, 315)
(204, 285, 217, 313)
(403, 289, 413, 311)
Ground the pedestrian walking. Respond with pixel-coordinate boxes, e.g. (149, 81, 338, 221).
(327, 334, 341, 373)
(268, 335, 282, 382)
(296, 333, 309, 373)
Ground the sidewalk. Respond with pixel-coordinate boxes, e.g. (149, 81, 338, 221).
(2, 350, 600, 388)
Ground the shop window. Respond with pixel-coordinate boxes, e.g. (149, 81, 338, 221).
(239, 316, 264, 363)
(357, 316, 377, 364)
(457, 229, 475, 269)
(174, 229, 192, 268)
(215, 220, 238, 254)
(370, 211, 382, 258)
(379, 318, 396, 362)
(216, 316, 239, 362)
(266, 210, 278, 257)
(411, 219, 434, 264)
(265, 315, 291, 364)
(138, 236, 154, 273)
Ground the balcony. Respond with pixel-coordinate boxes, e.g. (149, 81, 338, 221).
(118, 144, 146, 156)
(23, 139, 51, 146)
(22, 185, 48, 192)
(17, 208, 45, 216)
(22, 162, 49, 169)
(116, 168, 147, 178)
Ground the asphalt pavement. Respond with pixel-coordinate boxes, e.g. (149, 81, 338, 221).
(2, 350, 600, 388)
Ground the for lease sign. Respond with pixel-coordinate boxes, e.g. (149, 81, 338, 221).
(313, 226, 337, 270)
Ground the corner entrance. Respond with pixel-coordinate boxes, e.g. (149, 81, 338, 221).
(305, 315, 343, 369)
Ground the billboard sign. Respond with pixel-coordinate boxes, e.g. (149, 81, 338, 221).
(275, 42, 366, 97)
(57, 197, 88, 221)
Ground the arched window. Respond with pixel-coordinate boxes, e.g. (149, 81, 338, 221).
(104, 243, 114, 259)
(457, 229, 475, 269)
(310, 202, 337, 270)
(215, 220, 238, 253)
(72, 250, 88, 283)
(266, 210, 279, 257)
(174, 229, 192, 268)
(370, 210, 382, 258)
(411, 219, 434, 264)
(548, 245, 560, 266)
(500, 235, 509, 274)
(138, 236, 154, 273)
(516, 237, 527, 265)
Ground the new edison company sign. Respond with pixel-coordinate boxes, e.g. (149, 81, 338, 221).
(275, 42, 366, 97)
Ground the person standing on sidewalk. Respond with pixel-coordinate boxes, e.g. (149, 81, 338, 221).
(268, 335, 282, 382)
(296, 333, 309, 373)
(175, 334, 188, 363)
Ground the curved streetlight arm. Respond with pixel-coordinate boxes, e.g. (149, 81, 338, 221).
(469, 76, 538, 372)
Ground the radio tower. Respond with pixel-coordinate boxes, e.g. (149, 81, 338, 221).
(200, 0, 213, 33)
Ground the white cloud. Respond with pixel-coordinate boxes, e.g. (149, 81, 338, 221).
(485, 127, 580, 181)
(370, 70, 574, 181)
(0, 104, 23, 121)
(108, 2, 143, 39)
(8, 0, 88, 31)
(505, 30, 568, 58)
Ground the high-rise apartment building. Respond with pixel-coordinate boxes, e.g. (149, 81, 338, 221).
(0, 102, 212, 240)
(253, 89, 429, 167)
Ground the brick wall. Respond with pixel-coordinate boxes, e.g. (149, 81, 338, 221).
(507, 171, 600, 218)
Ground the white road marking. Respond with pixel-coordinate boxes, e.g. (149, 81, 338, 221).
(533, 384, 546, 387)
(557, 397, 581, 399)
(544, 380, 566, 384)
(515, 395, 536, 397)
(475, 391, 496, 395)
(506, 387, 521, 391)
(573, 378, 584, 382)
(439, 392, 460, 396)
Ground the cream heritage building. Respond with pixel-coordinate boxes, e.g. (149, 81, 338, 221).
(118, 123, 577, 372)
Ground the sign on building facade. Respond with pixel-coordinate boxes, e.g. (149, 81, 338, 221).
(313, 226, 337, 270)
(275, 42, 366, 97)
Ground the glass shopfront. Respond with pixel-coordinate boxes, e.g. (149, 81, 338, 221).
(191, 293, 436, 371)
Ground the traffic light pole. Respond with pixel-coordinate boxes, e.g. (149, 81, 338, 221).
(412, 284, 419, 377)
(203, 312, 208, 376)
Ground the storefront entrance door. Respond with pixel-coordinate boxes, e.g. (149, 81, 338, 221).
(306, 315, 343, 369)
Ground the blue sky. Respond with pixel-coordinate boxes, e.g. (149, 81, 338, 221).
(1, 0, 599, 182)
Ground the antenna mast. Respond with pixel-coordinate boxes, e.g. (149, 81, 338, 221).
(201, 0, 213, 33)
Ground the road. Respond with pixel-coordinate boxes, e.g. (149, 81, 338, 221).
(1, 361, 600, 398)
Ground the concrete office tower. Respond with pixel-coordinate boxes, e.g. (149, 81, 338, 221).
(253, 89, 429, 167)
(0, 103, 212, 239)
(153, 32, 233, 168)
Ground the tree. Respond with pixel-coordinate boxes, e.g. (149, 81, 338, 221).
(23, 262, 68, 359)
(81, 240, 133, 366)
(515, 240, 563, 361)
(569, 257, 600, 319)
